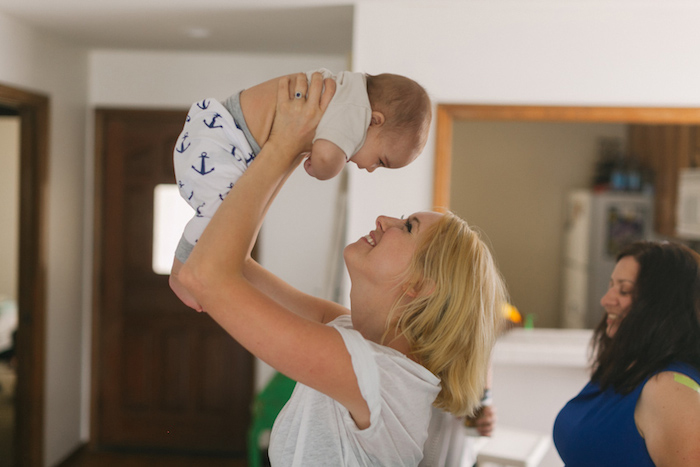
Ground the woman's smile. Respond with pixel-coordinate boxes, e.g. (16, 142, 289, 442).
(363, 232, 377, 246)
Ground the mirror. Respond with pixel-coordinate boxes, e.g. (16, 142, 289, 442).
(433, 104, 700, 328)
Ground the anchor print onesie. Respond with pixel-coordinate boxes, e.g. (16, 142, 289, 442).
(173, 95, 258, 263)
(173, 69, 370, 264)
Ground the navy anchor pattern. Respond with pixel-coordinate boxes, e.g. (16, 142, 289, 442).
(193, 152, 215, 175)
(177, 180, 194, 201)
(174, 98, 257, 244)
(204, 113, 224, 129)
(175, 99, 228, 201)
(230, 143, 256, 166)
(175, 132, 190, 153)
(219, 182, 234, 201)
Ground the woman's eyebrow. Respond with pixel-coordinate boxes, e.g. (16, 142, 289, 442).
(410, 216, 421, 230)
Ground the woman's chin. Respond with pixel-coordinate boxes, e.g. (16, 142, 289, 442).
(605, 322, 619, 338)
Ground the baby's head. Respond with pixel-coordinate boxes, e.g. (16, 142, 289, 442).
(349, 73, 432, 173)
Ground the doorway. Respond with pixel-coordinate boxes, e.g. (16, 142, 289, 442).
(0, 107, 20, 467)
(0, 83, 49, 467)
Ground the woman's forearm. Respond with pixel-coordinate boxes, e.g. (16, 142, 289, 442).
(182, 140, 298, 290)
(242, 257, 349, 324)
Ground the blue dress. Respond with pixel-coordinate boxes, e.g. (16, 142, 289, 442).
(553, 362, 700, 466)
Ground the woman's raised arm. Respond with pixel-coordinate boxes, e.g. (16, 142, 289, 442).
(178, 73, 372, 429)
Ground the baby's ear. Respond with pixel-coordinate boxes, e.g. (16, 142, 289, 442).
(404, 279, 435, 298)
(370, 111, 386, 127)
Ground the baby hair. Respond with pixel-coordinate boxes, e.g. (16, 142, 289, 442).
(366, 73, 432, 149)
(385, 211, 507, 416)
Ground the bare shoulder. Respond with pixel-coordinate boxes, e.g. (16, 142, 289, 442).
(642, 370, 700, 403)
(636, 370, 700, 466)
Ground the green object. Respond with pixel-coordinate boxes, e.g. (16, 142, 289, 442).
(524, 314, 535, 329)
(674, 373, 700, 393)
(248, 372, 297, 467)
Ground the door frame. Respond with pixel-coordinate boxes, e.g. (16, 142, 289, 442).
(0, 83, 49, 466)
(433, 104, 700, 209)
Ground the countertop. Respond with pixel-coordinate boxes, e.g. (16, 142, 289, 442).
(492, 328, 594, 368)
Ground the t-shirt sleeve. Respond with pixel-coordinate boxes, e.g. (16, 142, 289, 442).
(330, 316, 382, 428)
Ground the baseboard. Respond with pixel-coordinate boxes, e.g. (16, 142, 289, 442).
(55, 442, 88, 466)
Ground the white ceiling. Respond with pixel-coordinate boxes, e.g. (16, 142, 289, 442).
(0, 1, 354, 54)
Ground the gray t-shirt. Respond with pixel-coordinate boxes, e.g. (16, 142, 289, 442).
(269, 314, 440, 466)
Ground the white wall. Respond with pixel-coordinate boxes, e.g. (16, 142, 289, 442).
(350, 0, 700, 462)
(89, 50, 349, 108)
(0, 12, 89, 467)
(88, 49, 349, 392)
(0, 117, 19, 302)
(350, 0, 700, 267)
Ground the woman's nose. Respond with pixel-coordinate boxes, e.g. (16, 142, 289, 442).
(376, 215, 399, 231)
(600, 288, 614, 307)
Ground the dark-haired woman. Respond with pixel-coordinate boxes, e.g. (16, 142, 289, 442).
(553, 241, 700, 466)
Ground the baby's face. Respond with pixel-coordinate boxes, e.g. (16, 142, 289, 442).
(349, 127, 424, 173)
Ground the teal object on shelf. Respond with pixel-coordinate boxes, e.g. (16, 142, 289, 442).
(248, 372, 296, 467)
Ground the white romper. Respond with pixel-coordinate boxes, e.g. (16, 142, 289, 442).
(173, 69, 371, 262)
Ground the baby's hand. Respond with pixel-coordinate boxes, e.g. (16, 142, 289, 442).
(303, 156, 317, 178)
(304, 140, 346, 180)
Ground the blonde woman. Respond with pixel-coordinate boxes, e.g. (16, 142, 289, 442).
(177, 73, 507, 466)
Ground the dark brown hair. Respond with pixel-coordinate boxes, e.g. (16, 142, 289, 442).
(366, 73, 432, 148)
(591, 241, 700, 393)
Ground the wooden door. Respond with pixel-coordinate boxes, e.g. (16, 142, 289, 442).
(94, 109, 253, 455)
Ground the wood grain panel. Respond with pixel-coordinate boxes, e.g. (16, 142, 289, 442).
(95, 109, 253, 456)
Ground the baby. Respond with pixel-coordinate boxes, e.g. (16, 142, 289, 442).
(170, 69, 432, 310)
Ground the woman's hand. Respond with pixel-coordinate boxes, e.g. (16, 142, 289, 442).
(267, 72, 336, 162)
(474, 405, 497, 437)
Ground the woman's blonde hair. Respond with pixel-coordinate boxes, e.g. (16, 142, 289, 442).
(385, 211, 507, 416)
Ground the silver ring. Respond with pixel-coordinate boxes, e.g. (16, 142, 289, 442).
(295, 92, 303, 99)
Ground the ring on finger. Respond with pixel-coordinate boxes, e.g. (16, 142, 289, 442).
(295, 92, 303, 99)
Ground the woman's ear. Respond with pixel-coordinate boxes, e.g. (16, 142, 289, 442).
(405, 279, 436, 299)
(370, 111, 385, 127)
